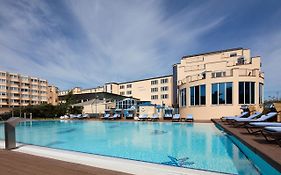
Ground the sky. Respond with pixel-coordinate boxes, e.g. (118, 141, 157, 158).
(0, 0, 280, 99)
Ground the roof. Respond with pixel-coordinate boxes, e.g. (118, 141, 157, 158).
(118, 74, 173, 85)
(181, 47, 245, 59)
(59, 92, 139, 102)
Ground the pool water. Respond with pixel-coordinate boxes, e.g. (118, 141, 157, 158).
(0, 121, 260, 174)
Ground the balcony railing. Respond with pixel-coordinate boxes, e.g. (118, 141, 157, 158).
(182, 68, 262, 84)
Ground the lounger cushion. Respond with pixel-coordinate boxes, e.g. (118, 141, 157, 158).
(264, 127, 281, 132)
(249, 122, 281, 127)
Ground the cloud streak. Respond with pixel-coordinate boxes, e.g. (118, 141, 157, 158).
(0, 0, 225, 90)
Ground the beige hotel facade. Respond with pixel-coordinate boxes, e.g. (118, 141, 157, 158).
(59, 47, 264, 120)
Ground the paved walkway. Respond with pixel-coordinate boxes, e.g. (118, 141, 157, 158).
(0, 149, 130, 175)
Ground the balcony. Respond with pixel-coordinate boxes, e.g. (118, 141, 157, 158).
(238, 68, 257, 77)
(182, 68, 262, 84)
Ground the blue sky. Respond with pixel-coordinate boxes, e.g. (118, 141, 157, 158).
(0, 0, 280, 98)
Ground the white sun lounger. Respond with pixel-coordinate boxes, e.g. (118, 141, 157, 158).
(109, 114, 119, 120)
(138, 114, 148, 121)
(101, 114, 110, 119)
(261, 127, 281, 147)
(172, 114, 181, 122)
(221, 112, 249, 121)
(233, 112, 277, 127)
(184, 114, 193, 122)
(246, 122, 281, 134)
(151, 114, 159, 121)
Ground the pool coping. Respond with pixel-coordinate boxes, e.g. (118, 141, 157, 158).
(212, 119, 281, 173)
(0, 141, 226, 175)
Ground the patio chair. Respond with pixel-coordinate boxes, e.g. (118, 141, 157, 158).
(221, 112, 249, 122)
(184, 114, 193, 122)
(261, 127, 281, 147)
(138, 114, 148, 121)
(172, 114, 181, 122)
(151, 114, 159, 121)
(232, 112, 277, 127)
(109, 114, 119, 120)
(101, 114, 110, 120)
(163, 114, 173, 120)
(246, 122, 281, 134)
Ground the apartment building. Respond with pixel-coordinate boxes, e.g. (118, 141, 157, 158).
(47, 85, 59, 105)
(173, 48, 264, 119)
(0, 71, 49, 108)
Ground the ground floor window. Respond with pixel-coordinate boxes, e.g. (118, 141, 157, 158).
(180, 88, 186, 107)
(259, 83, 263, 104)
(212, 82, 232, 105)
(190, 84, 206, 106)
(239, 82, 255, 104)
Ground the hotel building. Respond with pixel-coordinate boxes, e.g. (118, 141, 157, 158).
(60, 47, 264, 120)
(174, 48, 264, 119)
(0, 71, 52, 110)
(59, 75, 173, 107)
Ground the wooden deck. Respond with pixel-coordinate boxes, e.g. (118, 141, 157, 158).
(212, 119, 281, 173)
(0, 149, 130, 175)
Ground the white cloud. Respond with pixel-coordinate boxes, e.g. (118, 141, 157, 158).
(0, 0, 225, 90)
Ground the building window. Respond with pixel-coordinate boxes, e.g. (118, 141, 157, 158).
(151, 87, 158, 92)
(160, 78, 168, 84)
(190, 86, 195, 105)
(127, 84, 132, 88)
(212, 71, 226, 78)
(190, 84, 206, 106)
(161, 86, 168, 91)
(151, 80, 158, 85)
(161, 94, 168, 99)
(180, 88, 186, 107)
(200, 85, 206, 105)
(259, 83, 263, 104)
(120, 92, 125, 95)
(126, 91, 132, 95)
(151, 95, 158, 100)
(212, 82, 232, 105)
(120, 85, 124, 89)
(239, 82, 255, 104)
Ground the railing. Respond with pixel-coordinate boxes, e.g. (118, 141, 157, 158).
(238, 69, 256, 77)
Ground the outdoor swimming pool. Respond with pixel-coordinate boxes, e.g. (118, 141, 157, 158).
(0, 121, 261, 174)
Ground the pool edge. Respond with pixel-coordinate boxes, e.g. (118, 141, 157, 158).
(212, 119, 281, 174)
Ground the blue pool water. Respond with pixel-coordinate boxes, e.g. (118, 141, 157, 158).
(0, 121, 261, 174)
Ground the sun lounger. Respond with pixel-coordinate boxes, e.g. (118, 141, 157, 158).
(221, 112, 249, 122)
(82, 114, 89, 119)
(163, 114, 173, 120)
(126, 113, 134, 119)
(184, 114, 193, 122)
(109, 114, 119, 120)
(151, 114, 159, 121)
(101, 114, 110, 119)
(261, 127, 281, 147)
(233, 112, 277, 127)
(172, 114, 181, 122)
(246, 122, 281, 134)
(138, 114, 148, 121)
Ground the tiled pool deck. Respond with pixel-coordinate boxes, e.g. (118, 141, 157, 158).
(212, 119, 281, 173)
